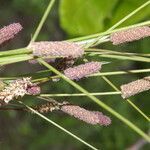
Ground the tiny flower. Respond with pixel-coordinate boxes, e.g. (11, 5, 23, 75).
(35, 102, 60, 113)
(34, 101, 68, 113)
(61, 105, 111, 126)
(121, 76, 150, 99)
(0, 77, 40, 106)
(33, 101, 111, 126)
(64, 61, 102, 80)
(27, 86, 41, 95)
(110, 26, 150, 45)
(28, 41, 84, 58)
(0, 23, 23, 45)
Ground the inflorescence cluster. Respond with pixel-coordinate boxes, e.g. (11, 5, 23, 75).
(0, 22, 150, 126)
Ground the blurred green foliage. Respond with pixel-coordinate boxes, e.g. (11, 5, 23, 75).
(59, 0, 118, 35)
(59, 0, 150, 35)
(0, 0, 150, 150)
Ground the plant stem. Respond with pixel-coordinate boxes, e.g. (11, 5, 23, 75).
(40, 91, 121, 97)
(0, 48, 31, 57)
(86, 48, 150, 57)
(69, 21, 150, 43)
(0, 54, 62, 66)
(0, 21, 149, 58)
(101, 76, 150, 122)
(0, 54, 33, 65)
(30, 0, 56, 42)
(38, 58, 150, 142)
(0, 54, 32, 62)
(1, 68, 149, 84)
(85, 0, 150, 47)
(87, 53, 150, 62)
(89, 68, 150, 77)
(19, 101, 99, 150)
(109, 0, 150, 31)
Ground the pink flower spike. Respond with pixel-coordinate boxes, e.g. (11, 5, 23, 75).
(110, 26, 150, 45)
(0, 78, 40, 106)
(27, 86, 41, 95)
(64, 61, 102, 80)
(121, 76, 150, 99)
(61, 105, 111, 126)
(0, 23, 23, 45)
(28, 41, 84, 58)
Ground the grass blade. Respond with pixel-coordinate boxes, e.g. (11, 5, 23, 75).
(19, 101, 99, 150)
(38, 58, 150, 142)
(101, 76, 150, 122)
(31, 0, 56, 42)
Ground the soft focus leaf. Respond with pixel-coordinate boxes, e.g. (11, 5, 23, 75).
(110, 0, 150, 27)
(59, 0, 150, 36)
(59, 0, 118, 36)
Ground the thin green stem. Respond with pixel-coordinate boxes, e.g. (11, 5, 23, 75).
(85, 0, 150, 47)
(0, 48, 31, 57)
(0, 55, 33, 65)
(89, 68, 150, 77)
(86, 48, 150, 57)
(109, 0, 150, 31)
(0, 21, 149, 59)
(0, 54, 33, 63)
(40, 91, 121, 97)
(0, 54, 62, 66)
(87, 53, 150, 62)
(101, 76, 150, 122)
(69, 21, 150, 43)
(38, 58, 150, 142)
(30, 0, 56, 42)
(19, 101, 99, 150)
(1, 68, 150, 83)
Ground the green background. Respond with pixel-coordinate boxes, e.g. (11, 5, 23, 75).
(0, 0, 150, 149)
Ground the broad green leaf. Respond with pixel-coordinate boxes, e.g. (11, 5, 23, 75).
(110, 0, 150, 27)
(59, 0, 118, 36)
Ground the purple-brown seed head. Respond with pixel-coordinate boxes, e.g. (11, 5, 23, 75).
(61, 105, 111, 126)
(0, 77, 40, 106)
(28, 41, 84, 58)
(64, 61, 102, 80)
(0, 23, 23, 45)
(110, 26, 150, 45)
(92, 111, 111, 126)
(121, 76, 150, 99)
(27, 86, 41, 95)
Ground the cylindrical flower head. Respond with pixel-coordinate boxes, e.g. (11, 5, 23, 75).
(27, 86, 41, 95)
(64, 61, 102, 80)
(110, 26, 150, 45)
(0, 78, 40, 106)
(28, 41, 84, 58)
(121, 76, 150, 99)
(0, 23, 22, 45)
(61, 105, 111, 126)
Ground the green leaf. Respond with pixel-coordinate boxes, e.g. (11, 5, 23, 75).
(59, 0, 118, 36)
(59, 0, 150, 36)
(110, 0, 150, 27)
